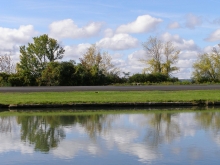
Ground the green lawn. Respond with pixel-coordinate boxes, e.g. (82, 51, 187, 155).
(0, 90, 219, 105)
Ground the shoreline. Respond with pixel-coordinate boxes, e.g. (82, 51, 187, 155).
(1, 101, 220, 110)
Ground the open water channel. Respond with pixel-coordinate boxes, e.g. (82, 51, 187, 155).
(0, 108, 220, 164)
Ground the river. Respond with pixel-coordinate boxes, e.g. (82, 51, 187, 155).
(0, 109, 220, 164)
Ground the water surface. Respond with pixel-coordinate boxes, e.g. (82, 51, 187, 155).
(1, 109, 220, 164)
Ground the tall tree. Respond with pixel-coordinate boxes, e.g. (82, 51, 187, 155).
(17, 34, 65, 85)
(162, 41, 180, 76)
(141, 37, 163, 73)
(140, 36, 180, 76)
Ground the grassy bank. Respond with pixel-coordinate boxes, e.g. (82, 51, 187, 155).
(0, 90, 220, 105)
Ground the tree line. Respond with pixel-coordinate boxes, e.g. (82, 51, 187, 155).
(0, 34, 218, 86)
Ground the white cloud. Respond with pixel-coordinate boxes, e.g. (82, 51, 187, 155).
(63, 43, 91, 61)
(0, 25, 36, 52)
(185, 14, 203, 29)
(49, 19, 103, 39)
(104, 28, 114, 37)
(205, 29, 220, 42)
(116, 15, 162, 34)
(161, 32, 199, 51)
(115, 50, 146, 75)
(53, 140, 102, 159)
(203, 45, 215, 53)
(178, 51, 198, 60)
(96, 33, 139, 50)
(168, 22, 181, 29)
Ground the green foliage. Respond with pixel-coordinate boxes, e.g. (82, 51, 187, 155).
(40, 62, 60, 86)
(192, 45, 220, 83)
(17, 116, 65, 152)
(76, 44, 121, 85)
(17, 34, 65, 85)
(58, 61, 77, 86)
(8, 73, 25, 86)
(0, 72, 11, 86)
(128, 73, 172, 83)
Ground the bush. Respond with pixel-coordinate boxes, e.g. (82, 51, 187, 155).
(8, 74, 26, 86)
(0, 73, 11, 86)
(128, 73, 172, 83)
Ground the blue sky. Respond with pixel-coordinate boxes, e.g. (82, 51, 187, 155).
(1, 0, 220, 78)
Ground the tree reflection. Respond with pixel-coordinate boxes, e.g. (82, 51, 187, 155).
(75, 114, 115, 139)
(0, 116, 14, 133)
(195, 112, 220, 131)
(16, 114, 116, 152)
(17, 116, 65, 152)
(145, 113, 180, 147)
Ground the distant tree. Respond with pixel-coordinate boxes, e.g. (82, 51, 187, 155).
(162, 41, 180, 76)
(17, 34, 65, 85)
(78, 44, 121, 85)
(192, 44, 220, 82)
(140, 36, 180, 76)
(80, 44, 119, 76)
(0, 54, 15, 74)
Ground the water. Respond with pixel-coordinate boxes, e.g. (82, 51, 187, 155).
(0, 109, 220, 164)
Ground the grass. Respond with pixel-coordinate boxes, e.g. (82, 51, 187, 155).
(0, 90, 220, 105)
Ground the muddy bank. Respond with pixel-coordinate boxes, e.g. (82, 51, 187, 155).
(0, 101, 218, 110)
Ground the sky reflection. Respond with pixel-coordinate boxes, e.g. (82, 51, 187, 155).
(0, 111, 220, 164)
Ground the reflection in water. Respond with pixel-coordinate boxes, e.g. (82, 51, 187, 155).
(146, 113, 180, 147)
(17, 116, 66, 152)
(15, 114, 115, 152)
(0, 116, 14, 133)
(195, 112, 220, 130)
(0, 110, 220, 164)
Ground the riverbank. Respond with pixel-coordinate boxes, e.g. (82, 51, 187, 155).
(1, 90, 220, 109)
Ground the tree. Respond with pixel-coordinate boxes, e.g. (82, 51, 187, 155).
(17, 34, 65, 85)
(192, 45, 220, 82)
(0, 54, 15, 74)
(78, 44, 121, 85)
(162, 41, 180, 76)
(140, 36, 180, 76)
(80, 44, 119, 76)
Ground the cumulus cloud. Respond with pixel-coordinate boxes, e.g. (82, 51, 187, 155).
(116, 15, 162, 34)
(104, 28, 114, 37)
(168, 22, 181, 29)
(96, 33, 139, 50)
(49, 19, 103, 39)
(113, 50, 146, 75)
(63, 43, 91, 61)
(161, 32, 199, 51)
(178, 51, 198, 60)
(205, 29, 220, 42)
(0, 25, 36, 52)
(185, 13, 203, 29)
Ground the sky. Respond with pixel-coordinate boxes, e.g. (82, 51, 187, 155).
(1, 0, 220, 79)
